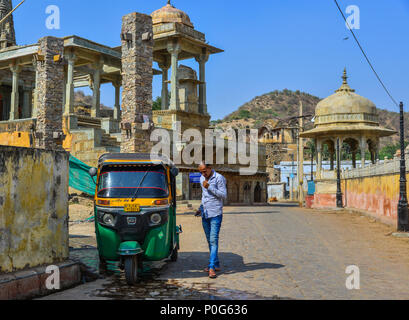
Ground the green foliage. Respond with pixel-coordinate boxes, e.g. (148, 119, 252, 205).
(238, 109, 251, 119)
(379, 141, 409, 159)
(152, 96, 162, 111)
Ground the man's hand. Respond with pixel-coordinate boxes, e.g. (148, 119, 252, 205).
(195, 209, 201, 217)
(203, 180, 209, 189)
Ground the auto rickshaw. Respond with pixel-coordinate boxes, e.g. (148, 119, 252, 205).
(88, 153, 182, 285)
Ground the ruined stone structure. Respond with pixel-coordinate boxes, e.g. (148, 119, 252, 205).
(150, 0, 222, 135)
(34, 37, 65, 150)
(0, 1, 268, 204)
(0, 0, 16, 49)
(300, 69, 396, 208)
(120, 12, 154, 153)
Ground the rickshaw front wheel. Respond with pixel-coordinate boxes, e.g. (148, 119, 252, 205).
(124, 256, 138, 285)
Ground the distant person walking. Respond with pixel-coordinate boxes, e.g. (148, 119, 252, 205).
(195, 162, 227, 279)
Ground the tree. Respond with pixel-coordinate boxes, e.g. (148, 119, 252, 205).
(152, 96, 162, 111)
(379, 141, 409, 159)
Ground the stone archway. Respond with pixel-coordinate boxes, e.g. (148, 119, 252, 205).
(343, 137, 359, 168)
(229, 182, 239, 203)
(243, 182, 251, 204)
(254, 182, 262, 203)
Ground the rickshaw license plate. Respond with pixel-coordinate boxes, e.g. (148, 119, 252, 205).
(124, 203, 140, 212)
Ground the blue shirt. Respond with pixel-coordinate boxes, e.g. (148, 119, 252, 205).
(199, 170, 227, 218)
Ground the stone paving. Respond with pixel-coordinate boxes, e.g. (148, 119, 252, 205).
(41, 204, 409, 300)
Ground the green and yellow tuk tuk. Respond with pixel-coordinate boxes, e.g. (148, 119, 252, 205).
(88, 153, 181, 284)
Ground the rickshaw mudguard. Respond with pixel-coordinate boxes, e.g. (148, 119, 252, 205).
(95, 215, 121, 261)
(118, 241, 144, 256)
(143, 224, 171, 261)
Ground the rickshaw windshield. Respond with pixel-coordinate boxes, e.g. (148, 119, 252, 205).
(97, 164, 169, 199)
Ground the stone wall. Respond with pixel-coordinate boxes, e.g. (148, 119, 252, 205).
(120, 12, 153, 153)
(68, 129, 120, 167)
(340, 155, 409, 225)
(0, 146, 69, 273)
(35, 37, 65, 150)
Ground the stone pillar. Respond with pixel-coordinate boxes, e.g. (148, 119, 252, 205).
(352, 150, 356, 168)
(22, 85, 30, 118)
(195, 53, 209, 115)
(330, 151, 334, 170)
(32, 58, 39, 118)
(9, 63, 20, 120)
(120, 12, 153, 153)
(158, 60, 170, 110)
(64, 52, 76, 115)
(167, 40, 181, 111)
(113, 80, 121, 120)
(91, 59, 103, 118)
(34, 37, 65, 150)
(360, 138, 366, 168)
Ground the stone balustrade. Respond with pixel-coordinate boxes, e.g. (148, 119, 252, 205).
(342, 155, 406, 179)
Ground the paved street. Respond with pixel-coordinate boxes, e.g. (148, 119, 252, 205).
(41, 203, 409, 300)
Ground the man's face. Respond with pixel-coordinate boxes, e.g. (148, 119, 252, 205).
(199, 165, 212, 180)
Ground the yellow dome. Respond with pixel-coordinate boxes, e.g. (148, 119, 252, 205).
(151, 1, 194, 28)
(315, 69, 377, 119)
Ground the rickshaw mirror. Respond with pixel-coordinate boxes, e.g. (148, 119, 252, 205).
(170, 167, 179, 177)
(89, 167, 97, 177)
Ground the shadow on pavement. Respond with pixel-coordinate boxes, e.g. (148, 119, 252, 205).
(166, 251, 284, 279)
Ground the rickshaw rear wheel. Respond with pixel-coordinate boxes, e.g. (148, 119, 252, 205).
(170, 247, 178, 262)
(124, 256, 138, 285)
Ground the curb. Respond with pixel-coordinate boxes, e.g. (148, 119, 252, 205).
(0, 260, 82, 300)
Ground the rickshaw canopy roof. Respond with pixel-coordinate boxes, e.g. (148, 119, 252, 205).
(98, 153, 176, 168)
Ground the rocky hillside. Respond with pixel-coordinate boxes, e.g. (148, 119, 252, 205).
(74, 90, 113, 118)
(213, 89, 402, 147)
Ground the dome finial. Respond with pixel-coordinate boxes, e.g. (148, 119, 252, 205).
(167, 0, 171, 5)
(335, 67, 355, 93)
(342, 67, 348, 85)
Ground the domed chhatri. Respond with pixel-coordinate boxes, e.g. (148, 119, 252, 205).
(315, 68, 378, 125)
(151, 0, 194, 28)
(300, 68, 396, 180)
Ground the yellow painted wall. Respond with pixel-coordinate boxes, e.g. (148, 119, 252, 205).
(0, 146, 69, 273)
(0, 132, 32, 148)
(341, 173, 409, 222)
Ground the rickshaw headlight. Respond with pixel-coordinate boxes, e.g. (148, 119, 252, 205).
(150, 213, 162, 225)
(102, 213, 115, 226)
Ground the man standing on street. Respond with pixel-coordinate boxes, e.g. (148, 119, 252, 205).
(196, 162, 227, 279)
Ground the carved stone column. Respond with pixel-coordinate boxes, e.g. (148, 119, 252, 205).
(32, 58, 39, 118)
(167, 40, 181, 111)
(9, 63, 20, 120)
(360, 137, 367, 168)
(64, 52, 76, 115)
(91, 59, 103, 118)
(195, 53, 209, 115)
(22, 83, 30, 119)
(158, 59, 170, 110)
(113, 80, 121, 120)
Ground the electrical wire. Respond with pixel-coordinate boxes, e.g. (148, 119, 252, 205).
(333, 0, 400, 107)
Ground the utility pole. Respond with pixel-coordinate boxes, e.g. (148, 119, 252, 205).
(290, 153, 294, 201)
(298, 100, 304, 206)
(397, 102, 409, 231)
(310, 143, 314, 181)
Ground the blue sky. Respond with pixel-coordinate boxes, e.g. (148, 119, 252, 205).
(13, 0, 409, 120)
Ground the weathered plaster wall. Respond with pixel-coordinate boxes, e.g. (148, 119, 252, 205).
(0, 146, 69, 273)
(341, 173, 404, 225)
